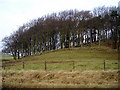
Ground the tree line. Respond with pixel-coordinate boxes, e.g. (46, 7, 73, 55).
(2, 6, 120, 60)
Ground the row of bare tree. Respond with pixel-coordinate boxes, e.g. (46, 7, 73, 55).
(2, 6, 120, 60)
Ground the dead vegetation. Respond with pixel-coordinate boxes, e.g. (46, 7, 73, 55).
(2, 70, 119, 88)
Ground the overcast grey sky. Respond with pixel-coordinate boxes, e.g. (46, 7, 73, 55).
(0, 0, 119, 51)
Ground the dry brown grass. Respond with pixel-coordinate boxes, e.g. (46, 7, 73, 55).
(2, 70, 119, 88)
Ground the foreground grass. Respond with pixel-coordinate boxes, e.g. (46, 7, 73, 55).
(2, 70, 119, 88)
(2, 45, 119, 88)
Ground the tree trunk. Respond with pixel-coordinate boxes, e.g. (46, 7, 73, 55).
(98, 29, 101, 48)
(17, 51, 20, 59)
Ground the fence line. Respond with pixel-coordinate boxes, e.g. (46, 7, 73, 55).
(1, 60, 118, 71)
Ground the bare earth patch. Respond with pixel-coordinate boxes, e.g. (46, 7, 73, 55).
(2, 70, 119, 88)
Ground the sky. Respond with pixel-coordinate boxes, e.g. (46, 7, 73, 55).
(0, 0, 119, 51)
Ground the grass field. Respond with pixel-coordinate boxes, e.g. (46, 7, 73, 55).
(1, 45, 119, 88)
(0, 54, 13, 70)
(3, 45, 119, 71)
(0, 54, 13, 60)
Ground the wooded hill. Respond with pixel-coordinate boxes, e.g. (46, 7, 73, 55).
(2, 6, 120, 60)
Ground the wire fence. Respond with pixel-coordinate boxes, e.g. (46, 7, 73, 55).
(1, 59, 119, 71)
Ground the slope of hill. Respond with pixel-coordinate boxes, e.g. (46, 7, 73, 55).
(2, 45, 119, 88)
(2, 45, 118, 71)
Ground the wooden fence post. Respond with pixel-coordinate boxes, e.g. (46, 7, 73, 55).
(3, 66, 5, 70)
(73, 61, 75, 70)
(104, 60, 106, 71)
(45, 61, 47, 70)
(23, 61, 24, 69)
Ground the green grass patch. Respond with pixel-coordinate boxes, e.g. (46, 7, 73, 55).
(2, 46, 119, 71)
(0, 54, 13, 60)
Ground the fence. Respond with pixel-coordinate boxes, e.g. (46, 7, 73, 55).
(1, 60, 119, 71)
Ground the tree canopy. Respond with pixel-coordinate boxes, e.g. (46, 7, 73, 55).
(2, 6, 120, 60)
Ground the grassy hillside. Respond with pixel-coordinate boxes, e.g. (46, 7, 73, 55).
(2, 45, 119, 88)
(3, 45, 118, 71)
